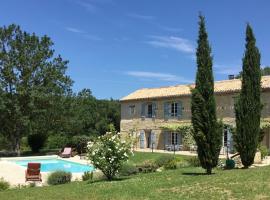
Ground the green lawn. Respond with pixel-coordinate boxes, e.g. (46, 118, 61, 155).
(128, 151, 188, 165)
(1, 152, 270, 200)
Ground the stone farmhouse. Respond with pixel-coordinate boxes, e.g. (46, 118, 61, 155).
(120, 76, 270, 153)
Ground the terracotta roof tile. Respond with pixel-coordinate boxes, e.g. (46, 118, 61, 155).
(120, 76, 270, 101)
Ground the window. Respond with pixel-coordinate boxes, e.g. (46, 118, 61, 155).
(147, 104, 153, 118)
(171, 102, 178, 117)
(171, 132, 178, 145)
(129, 105, 135, 115)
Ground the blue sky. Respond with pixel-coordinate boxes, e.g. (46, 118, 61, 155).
(1, 0, 270, 99)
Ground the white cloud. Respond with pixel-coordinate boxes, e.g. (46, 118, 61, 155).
(127, 13, 155, 21)
(125, 71, 193, 83)
(65, 27, 102, 41)
(214, 64, 242, 75)
(77, 1, 97, 12)
(157, 25, 182, 32)
(65, 27, 85, 34)
(146, 36, 195, 54)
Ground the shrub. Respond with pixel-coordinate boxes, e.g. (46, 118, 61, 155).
(72, 135, 90, 154)
(87, 132, 132, 181)
(46, 134, 70, 149)
(0, 151, 17, 157)
(187, 156, 201, 167)
(47, 171, 72, 185)
(225, 159, 235, 169)
(119, 163, 138, 176)
(27, 134, 47, 153)
(82, 171, 93, 182)
(164, 159, 177, 170)
(155, 155, 175, 167)
(177, 160, 190, 168)
(20, 137, 30, 152)
(136, 160, 158, 173)
(259, 145, 269, 159)
(0, 178, 10, 191)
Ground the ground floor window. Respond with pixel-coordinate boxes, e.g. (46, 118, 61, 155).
(171, 132, 178, 145)
(166, 132, 181, 145)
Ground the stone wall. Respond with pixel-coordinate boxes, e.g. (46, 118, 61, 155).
(121, 91, 270, 150)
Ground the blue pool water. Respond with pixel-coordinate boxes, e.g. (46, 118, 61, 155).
(13, 159, 94, 173)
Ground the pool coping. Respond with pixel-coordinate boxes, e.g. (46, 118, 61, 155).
(0, 155, 98, 186)
(1, 155, 94, 174)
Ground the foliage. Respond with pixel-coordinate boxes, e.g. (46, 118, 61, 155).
(186, 156, 201, 167)
(47, 171, 72, 185)
(46, 134, 70, 149)
(225, 159, 235, 169)
(27, 134, 47, 153)
(160, 124, 195, 150)
(71, 135, 90, 154)
(0, 151, 17, 157)
(236, 66, 270, 78)
(0, 24, 121, 154)
(82, 171, 94, 182)
(136, 160, 158, 173)
(163, 159, 177, 170)
(0, 178, 10, 191)
(0, 24, 73, 154)
(259, 145, 268, 159)
(87, 131, 132, 181)
(234, 24, 262, 168)
(119, 163, 138, 176)
(191, 15, 223, 174)
(155, 154, 175, 168)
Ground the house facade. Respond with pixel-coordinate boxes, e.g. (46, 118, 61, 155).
(120, 76, 270, 153)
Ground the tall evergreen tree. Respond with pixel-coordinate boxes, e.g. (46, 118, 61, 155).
(191, 15, 222, 174)
(234, 24, 262, 168)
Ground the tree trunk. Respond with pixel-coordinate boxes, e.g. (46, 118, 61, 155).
(206, 168, 212, 175)
(11, 130, 21, 156)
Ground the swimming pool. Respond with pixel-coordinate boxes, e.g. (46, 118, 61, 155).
(13, 159, 94, 173)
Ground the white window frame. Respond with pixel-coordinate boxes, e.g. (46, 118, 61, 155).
(171, 132, 178, 145)
(170, 102, 178, 117)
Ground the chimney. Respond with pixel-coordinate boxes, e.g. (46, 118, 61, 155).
(228, 75, 235, 80)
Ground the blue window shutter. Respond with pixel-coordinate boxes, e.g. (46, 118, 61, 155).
(177, 101, 182, 119)
(177, 133, 181, 145)
(152, 102, 157, 118)
(140, 131, 145, 149)
(141, 103, 145, 117)
(164, 131, 168, 148)
(151, 131, 156, 148)
(164, 102, 169, 119)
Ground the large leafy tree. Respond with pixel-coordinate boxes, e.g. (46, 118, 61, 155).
(234, 24, 262, 168)
(0, 24, 72, 154)
(191, 15, 223, 174)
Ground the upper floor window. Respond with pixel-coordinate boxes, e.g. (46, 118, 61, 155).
(147, 104, 153, 118)
(164, 101, 182, 119)
(171, 102, 178, 117)
(129, 105, 135, 115)
(141, 102, 156, 118)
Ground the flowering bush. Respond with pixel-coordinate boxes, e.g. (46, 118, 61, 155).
(87, 132, 132, 181)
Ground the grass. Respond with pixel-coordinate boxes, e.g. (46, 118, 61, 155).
(0, 152, 270, 200)
(128, 151, 188, 165)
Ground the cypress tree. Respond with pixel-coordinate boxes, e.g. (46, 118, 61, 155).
(234, 24, 262, 168)
(191, 15, 223, 174)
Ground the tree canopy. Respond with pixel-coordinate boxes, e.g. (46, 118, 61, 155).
(0, 24, 120, 153)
